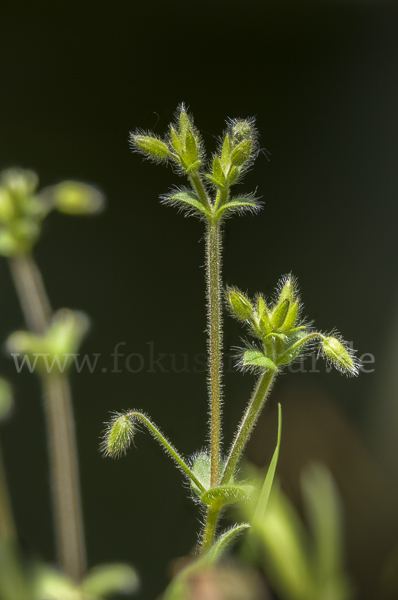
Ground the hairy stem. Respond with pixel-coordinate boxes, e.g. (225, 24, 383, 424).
(200, 506, 220, 555)
(0, 441, 16, 543)
(125, 411, 206, 493)
(9, 253, 86, 582)
(206, 222, 222, 488)
(221, 369, 276, 484)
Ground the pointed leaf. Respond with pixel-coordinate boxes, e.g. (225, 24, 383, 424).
(191, 453, 211, 496)
(205, 173, 226, 190)
(221, 134, 232, 170)
(82, 563, 139, 597)
(271, 298, 290, 330)
(165, 190, 209, 216)
(205, 524, 250, 564)
(276, 331, 311, 365)
(216, 197, 259, 218)
(253, 403, 282, 526)
(170, 126, 184, 155)
(201, 483, 255, 509)
(184, 129, 199, 165)
(212, 156, 225, 182)
(243, 350, 277, 371)
(179, 107, 191, 138)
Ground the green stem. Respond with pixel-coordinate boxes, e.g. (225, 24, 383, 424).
(188, 170, 212, 213)
(221, 369, 276, 484)
(125, 411, 206, 493)
(8, 253, 86, 582)
(200, 506, 220, 554)
(0, 441, 16, 543)
(206, 222, 222, 488)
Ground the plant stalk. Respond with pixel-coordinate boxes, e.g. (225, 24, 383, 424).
(206, 222, 222, 488)
(221, 369, 276, 484)
(200, 506, 220, 554)
(9, 253, 86, 582)
(0, 441, 16, 543)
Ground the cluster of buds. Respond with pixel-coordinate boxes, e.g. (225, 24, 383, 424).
(227, 276, 358, 376)
(129, 106, 261, 223)
(0, 168, 104, 256)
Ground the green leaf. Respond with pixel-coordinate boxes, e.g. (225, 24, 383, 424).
(216, 197, 258, 218)
(82, 563, 139, 597)
(184, 129, 199, 166)
(212, 156, 225, 182)
(221, 134, 232, 170)
(253, 403, 282, 527)
(271, 298, 290, 330)
(243, 350, 277, 371)
(170, 126, 184, 155)
(276, 331, 310, 365)
(200, 483, 255, 509)
(179, 107, 191, 138)
(205, 174, 226, 190)
(205, 524, 250, 564)
(165, 190, 209, 216)
(226, 165, 241, 185)
(191, 453, 211, 496)
(281, 301, 299, 331)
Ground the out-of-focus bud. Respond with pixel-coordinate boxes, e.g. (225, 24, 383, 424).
(0, 168, 39, 199)
(227, 288, 253, 321)
(0, 379, 13, 421)
(49, 181, 105, 215)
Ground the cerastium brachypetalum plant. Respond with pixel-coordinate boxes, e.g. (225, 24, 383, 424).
(0, 169, 138, 600)
(103, 105, 359, 584)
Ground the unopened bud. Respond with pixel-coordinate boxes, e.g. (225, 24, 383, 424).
(227, 288, 253, 321)
(105, 413, 135, 458)
(231, 139, 253, 167)
(51, 181, 105, 215)
(322, 337, 358, 375)
(131, 135, 170, 160)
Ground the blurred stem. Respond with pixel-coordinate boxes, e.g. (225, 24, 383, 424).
(8, 253, 86, 582)
(206, 222, 222, 488)
(200, 506, 220, 555)
(0, 440, 16, 542)
(221, 369, 276, 484)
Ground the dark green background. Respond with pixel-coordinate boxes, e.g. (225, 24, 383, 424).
(1, 1, 398, 598)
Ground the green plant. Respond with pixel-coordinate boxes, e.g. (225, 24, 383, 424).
(0, 168, 137, 599)
(103, 105, 358, 578)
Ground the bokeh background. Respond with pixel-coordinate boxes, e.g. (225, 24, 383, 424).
(1, 0, 398, 598)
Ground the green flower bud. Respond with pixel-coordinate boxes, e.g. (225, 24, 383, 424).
(0, 189, 15, 223)
(0, 168, 39, 199)
(231, 119, 255, 145)
(321, 336, 358, 375)
(227, 288, 253, 321)
(271, 299, 290, 330)
(278, 276, 296, 304)
(281, 301, 299, 331)
(230, 139, 253, 167)
(130, 134, 170, 161)
(50, 181, 105, 215)
(105, 413, 135, 458)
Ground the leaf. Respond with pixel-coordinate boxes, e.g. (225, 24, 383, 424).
(221, 134, 232, 170)
(205, 524, 251, 564)
(276, 331, 310, 365)
(164, 524, 250, 599)
(243, 350, 277, 371)
(170, 126, 184, 155)
(200, 483, 255, 509)
(212, 156, 225, 182)
(205, 173, 226, 190)
(191, 453, 211, 496)
(216, 197, 259, 218)
(165, 190, 209, 216)
(82, 563, 139, 597)
(253, 403, 282, 527)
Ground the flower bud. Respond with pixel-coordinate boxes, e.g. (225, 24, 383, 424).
(322, 336, 358, 375)
(230, 139, 253, 167)
(51, 181, 105, 215)
(231, 120, 255, 144)
(105, 413, 135, 458)
(271, 299, 290, 330)
(278, 276, 296, 304)
(227, 288, 253, 321)
(130, 134, 170, 160)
